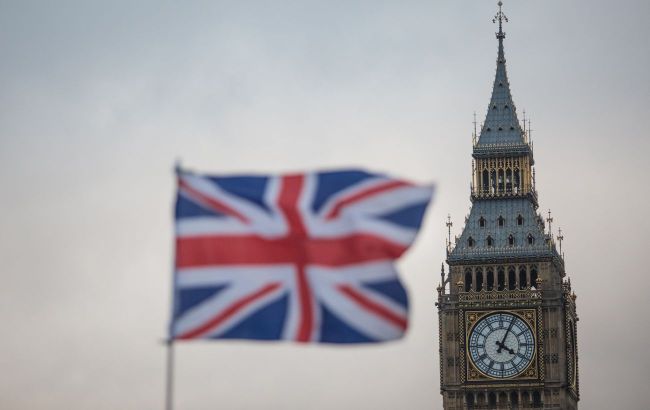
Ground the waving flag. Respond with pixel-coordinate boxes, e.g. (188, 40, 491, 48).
(171, 169, 433, 343)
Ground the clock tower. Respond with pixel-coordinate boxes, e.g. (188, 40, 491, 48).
(437, 3, 579, 409)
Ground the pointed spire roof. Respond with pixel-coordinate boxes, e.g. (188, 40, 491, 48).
(475, 2, 529, 154)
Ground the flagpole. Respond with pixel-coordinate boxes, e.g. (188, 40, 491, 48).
(165, 339, 175, 410)
(166, 160, 182, 410)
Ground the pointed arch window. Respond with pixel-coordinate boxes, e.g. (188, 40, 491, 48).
(479, 217, 486, 228)
(510, 392, 519, 407)
(476, 268, 484, 291)
(477, 392, 486, 406)
(482, 170, 489, 193)
(490, 170, 497, 194)
(527, 233, 535, 245)
(468, 237, 475, 248)
(488, 392, 497, 407)
(498, 216, 505, 227)
(530, 266, 538, 289)
(519, 266, 528, 289)
(486, 236, 494, 247)
(465, 269, 473, 292)
(497, 267, 505, 291)
(508, 234, 515, 246)
(508, 267, 517, 290)
(514, 169, 521, 193)
(517, 214, 524, 226)
(498, 392, 508, 406)
(498, 169, 504, 193)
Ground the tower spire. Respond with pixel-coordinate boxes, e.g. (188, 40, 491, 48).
(475, 1, 525, 149)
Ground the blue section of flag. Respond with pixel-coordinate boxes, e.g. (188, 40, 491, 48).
(363, 280, 409, 308)
(208, 175, 271, 212)
(176, 194, 226, 218)
(311, 170, 376, 213)
(319, 305, 374, 344)
(218, 295, 288, 341)
(176, 286, 227, 319)
(377, 202, 429, 229)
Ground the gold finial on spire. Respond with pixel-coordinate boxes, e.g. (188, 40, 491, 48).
(493, 1, 508, 39)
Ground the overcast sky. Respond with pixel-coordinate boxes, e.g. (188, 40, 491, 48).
(1, 1, 649, 409)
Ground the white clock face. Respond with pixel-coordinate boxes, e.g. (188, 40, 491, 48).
(468, 312, 535, 378)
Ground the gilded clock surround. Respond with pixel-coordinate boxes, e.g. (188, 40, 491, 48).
(464, 309, 540, 382)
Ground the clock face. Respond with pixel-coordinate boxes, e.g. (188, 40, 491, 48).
(468, 312, 535, 378)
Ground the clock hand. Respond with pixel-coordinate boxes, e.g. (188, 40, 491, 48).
(495, 340, 515, 355)
(496, 319, 515, 353)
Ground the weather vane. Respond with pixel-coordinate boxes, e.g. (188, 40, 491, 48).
(493, 1, 509, 39)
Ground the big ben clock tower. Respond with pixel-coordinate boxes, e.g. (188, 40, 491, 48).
(437, 3, 579, 409)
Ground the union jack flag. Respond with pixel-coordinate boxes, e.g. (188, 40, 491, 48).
(171, 169, 433, 343)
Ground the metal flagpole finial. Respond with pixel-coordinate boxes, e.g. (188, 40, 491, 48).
(493, 1, 508, 39)
(174, 159, 183, 175)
